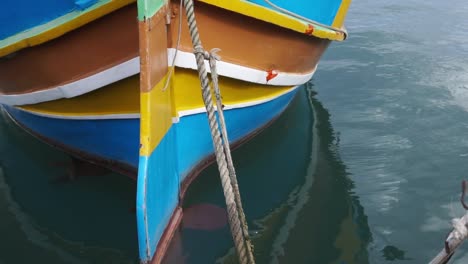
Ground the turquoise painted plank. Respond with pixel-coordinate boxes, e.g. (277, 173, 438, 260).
(0, 0, 98, 40)
(248, 0, 342, 26)
(137, 0, 167, 21)
(175, 89, 298, 180)
(136, 127, 179, 262)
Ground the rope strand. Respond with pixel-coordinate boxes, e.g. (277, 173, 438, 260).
(429, 181, 468, 264)
(182, 0, 255, 263)
(208, 48, 255, 256)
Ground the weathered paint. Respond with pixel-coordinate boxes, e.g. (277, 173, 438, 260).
(137, 0, 174, 262)
(138, 7, 171, 155)
(137, 0, 168, 21)
(0, 0, 134, 58)
(136, 128, 178, 262)
(139, 75, 173, 157)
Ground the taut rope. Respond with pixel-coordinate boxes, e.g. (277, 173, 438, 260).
(430, 180, 468, 264)
(181, 0, 255, 263)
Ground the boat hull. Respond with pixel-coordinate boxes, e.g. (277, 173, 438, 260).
(0, 1, 331, 106)
(2, 86, 297, 181)
(2, 82, 298, 262)
(2, 0, 351, 262)
(2, 107, 139, 177)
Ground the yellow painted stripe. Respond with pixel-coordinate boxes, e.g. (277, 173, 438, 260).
(0, 0, 135, 58)
(332, 0, 352, 28)
(19, 68, 293, 155)
(20, 68, 293, 118)
(19, 75, 140, 116)
(173, 69, 292, 113)
(140, 72, 174, 156)
(199, 0, 346, 41)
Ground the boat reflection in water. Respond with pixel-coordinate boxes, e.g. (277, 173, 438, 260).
(0, 110, 139, 263)
(164, 84, 373, 264)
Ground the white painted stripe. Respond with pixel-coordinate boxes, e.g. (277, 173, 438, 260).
(168, 49, 317, 86)
(0, 49, 316, 106)
(0, 57, 140, 106)
(15, 110, 140, 120)
(18, 86, 299, 120)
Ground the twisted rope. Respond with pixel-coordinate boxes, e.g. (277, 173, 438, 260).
(207, 47, 254, 257)
(449, 215, 468, 241)
(429, 181, 468, 264)
(182, 0, 255, 263)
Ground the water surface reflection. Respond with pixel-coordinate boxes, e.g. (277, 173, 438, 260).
(165, 85, 372, 263)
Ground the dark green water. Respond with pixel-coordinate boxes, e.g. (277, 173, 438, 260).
(0, 112, 139, 263)
(2, 0, 468, 263)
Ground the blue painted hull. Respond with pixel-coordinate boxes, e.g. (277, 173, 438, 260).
(2, 107, 140, 170)
(137, 89, 298, 261)
(2, 87, 298, 262)
(3, 88, 297, 180)
(0, 0, 97, 40)
(248, 0, 343, 26)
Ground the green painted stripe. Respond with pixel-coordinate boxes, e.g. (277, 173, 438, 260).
(137, 0, 167, 20)
(0, 0, 112, 49)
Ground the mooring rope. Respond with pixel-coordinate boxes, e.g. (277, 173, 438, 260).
(207, 47, 254, 257)
(181, 0, 255, 263)
(430, 181, 468, 264)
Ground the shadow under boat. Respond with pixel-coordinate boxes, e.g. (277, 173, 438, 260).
(0, 110, 139, 263)
(163, 84, 373, 264)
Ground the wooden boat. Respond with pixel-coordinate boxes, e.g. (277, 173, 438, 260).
(0, 85, 371, 262)
(0, 1, 344, 106)
(0, 0, 351, 262)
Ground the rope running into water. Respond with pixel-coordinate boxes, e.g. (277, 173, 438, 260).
(207, 47, 254, 257)
(429, 213, 468, 264)
(262, 0, 347, 35)
(429, 181, 468, 264)
(182, 0, 255, 263)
